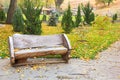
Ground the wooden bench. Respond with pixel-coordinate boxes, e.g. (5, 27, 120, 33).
(8, 34, 71, 66)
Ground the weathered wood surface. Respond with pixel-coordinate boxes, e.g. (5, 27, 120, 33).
(62, 34, 72, 62)
(15, 47, 68, 59)
(8, 37, 15, 64)
(13, 58, 66, 66)
(8, 34, 71, 66)
(13, 34, 63, 49)
(62, 34, 72, 50)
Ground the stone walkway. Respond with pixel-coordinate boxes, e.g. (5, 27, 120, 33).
(0, 41, 120, 80)
(0, 24, 5, 28)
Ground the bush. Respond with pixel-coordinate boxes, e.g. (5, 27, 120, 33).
(12, 7, 24, 32)
(90, 12, 95, 22)
(61, 4, 74, 33)
(48, 13, 57, 26)
(0, 9, 6, 22)
(92, 16, 112, 30)
(75, 5, 82, 27)
(112, 13, 117, 23)
(42, 14, 46, 21)
(82, 2, 95, 25)
(20, 0, 42, 35)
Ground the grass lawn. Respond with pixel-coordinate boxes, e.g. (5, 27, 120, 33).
(0, 23, 120, 60)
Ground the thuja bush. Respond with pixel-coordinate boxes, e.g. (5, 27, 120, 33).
(12, 7, 24, 32)
(42, 14, 46, 21)
(48, 13, 57, 26)
(75, 5, 82, 27)
(20, 0, 42, 35)
(82, 2, 95, 25)
(61, 4, 74, 33)
(112, 13, 118, 23)
(0, 9, 6, 22)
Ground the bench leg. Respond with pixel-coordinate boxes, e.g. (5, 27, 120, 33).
(15, 58, 27, 63)
(10, 57, 15, 65)
(61, 53, 69, 63)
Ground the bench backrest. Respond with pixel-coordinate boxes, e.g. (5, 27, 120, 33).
(12, 34, 63, 49)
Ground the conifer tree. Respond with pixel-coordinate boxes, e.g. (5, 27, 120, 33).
(12, 7, 24, 32)
(112, 13, 117, 23)
(75, 5, 82, 27)
(20, 0, 42, 35)
(61, 4, 74, 33)
(82, 2, 95, 25)
(0, 9, 6, 22)
(48, 13, 57, 26)
(42, 14, 46, 21)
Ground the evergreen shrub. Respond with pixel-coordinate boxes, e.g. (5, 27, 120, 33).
(42, 14, 46, 21)
(20, 0, 42, 35)
(48, 13, 57, 26)
(0, 9, 6, 22)
(75, 5, 82, 27)
(12, 7, 24, 32)
(112, 13, 117, 23)
(61, 4, 74, 33)
(82, 3, 95, 25)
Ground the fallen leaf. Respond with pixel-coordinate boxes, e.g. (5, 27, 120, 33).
(14, 48, 19, 52)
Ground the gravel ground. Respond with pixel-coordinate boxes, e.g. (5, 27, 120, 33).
(0, 41, 120, 80)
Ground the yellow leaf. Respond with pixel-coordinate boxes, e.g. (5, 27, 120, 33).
(14, 48, 19, 52)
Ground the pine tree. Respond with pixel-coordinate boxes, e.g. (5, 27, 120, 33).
(20, 0, 42, 35)
(0, 9, 6, 22)
(90, 12, 95, 23)
(48, 13, 57, 26)
(82, 2, 95, 25)
(12, 7, 24, 32)
(112, 13, 117, 23)
(61, 4, 74, 33)
(75, 5, 82, 27)
(42, 14, 46, 21)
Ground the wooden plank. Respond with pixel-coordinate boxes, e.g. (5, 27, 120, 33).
(62, 34, 72, 50)
(13, 34, 63, 49)
(62, 34, 72, 62)
(15, 47, 68, 59)
(13, 58, 67, 66)
(8, 37, 15, 64)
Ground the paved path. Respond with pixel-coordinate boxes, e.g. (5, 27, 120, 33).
(0, 24, 5, 28)
(0, 41, 120, 80)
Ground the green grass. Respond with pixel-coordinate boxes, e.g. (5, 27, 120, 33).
(0, 22, 120, 60)
(71, 23, 120, 59)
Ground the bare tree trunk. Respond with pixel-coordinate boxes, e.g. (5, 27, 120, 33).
(6, 0, 17, 24)
(46, 0, 48, 8)
(55, 0, 64, 12)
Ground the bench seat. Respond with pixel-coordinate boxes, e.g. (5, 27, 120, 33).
(15, 46, 68, 59)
